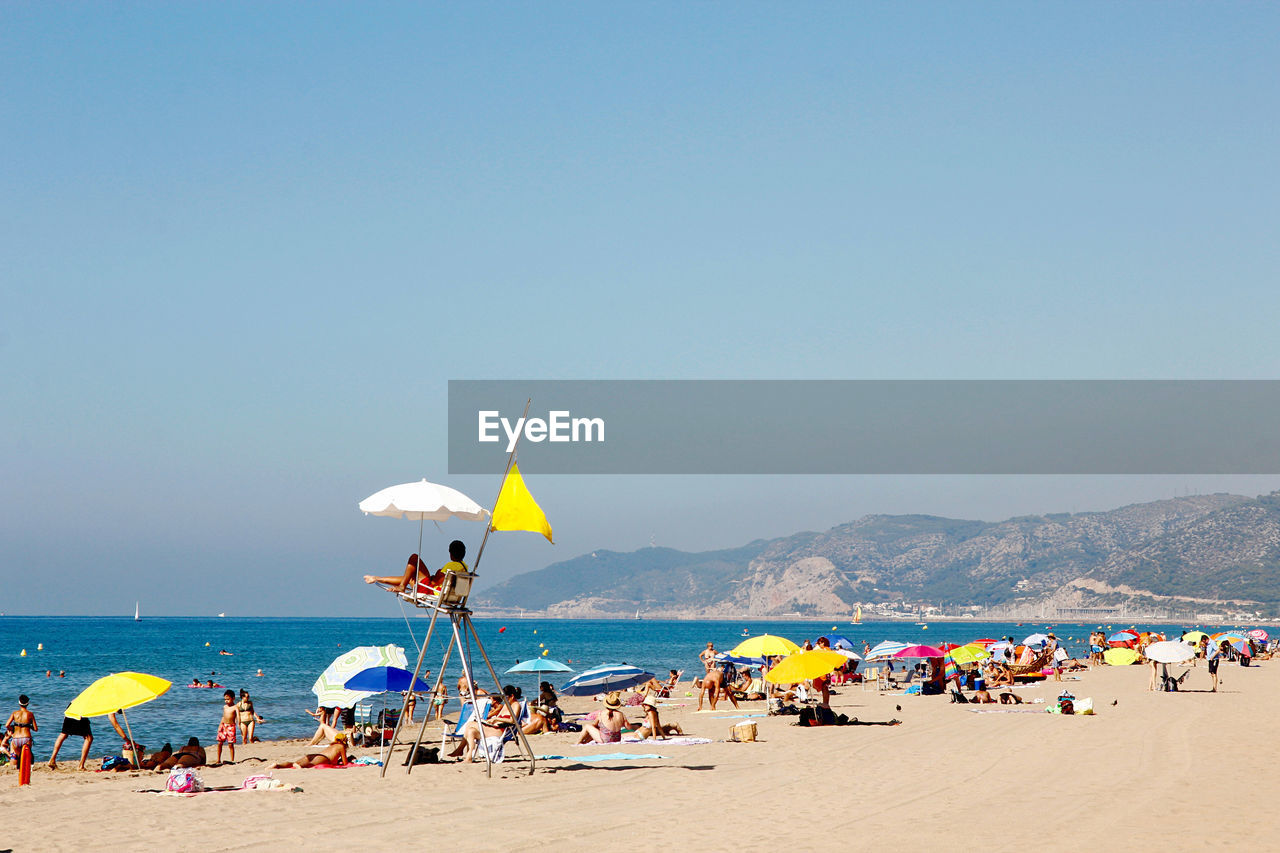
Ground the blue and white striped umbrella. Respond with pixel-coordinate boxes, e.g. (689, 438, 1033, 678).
(559, 664, 654, 697)
(864, 641, 910, 661)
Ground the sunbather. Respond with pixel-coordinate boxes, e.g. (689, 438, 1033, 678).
(156, 737, 206, 771)
(634, 695, 683, 739)
(449, 686, 520, 762)
(273, 732, 349, 768)
(988, 663, 1015, 688)
(577, 692, 627, 744)
(972, 688, 998, 704)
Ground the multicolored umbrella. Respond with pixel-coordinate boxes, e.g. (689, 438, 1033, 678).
(945, 644, 992, 666)
(313, 644, 408, 708)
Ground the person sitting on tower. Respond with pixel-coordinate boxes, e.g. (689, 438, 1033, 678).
(364, 540, 468, 595)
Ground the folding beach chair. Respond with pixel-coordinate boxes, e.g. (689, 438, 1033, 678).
(861, 667, 879, 692)
(441, 697, 489, 755)
(655, 670, 683, 698)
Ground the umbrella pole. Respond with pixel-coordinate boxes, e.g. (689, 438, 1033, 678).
(467, 615, 535, 777)
(382, 601, 444, 778)
(121, 709, 139, 769)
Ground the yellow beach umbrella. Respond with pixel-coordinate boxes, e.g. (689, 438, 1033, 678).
(731, 634, 801, 658)
(1103, 647, 1139, 666)
(945, 644, 991, 666)
(1182, 631, 1208, 645)
(764, 650, 847, 684)
(66, 672, 172, 769)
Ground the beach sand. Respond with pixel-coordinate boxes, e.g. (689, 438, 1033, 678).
(2, 661, 1271, 852)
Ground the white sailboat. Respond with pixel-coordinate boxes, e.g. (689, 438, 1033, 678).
(134, 601, 140, 621)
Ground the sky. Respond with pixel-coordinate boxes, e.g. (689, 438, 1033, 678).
(3, 2, 1280, 615)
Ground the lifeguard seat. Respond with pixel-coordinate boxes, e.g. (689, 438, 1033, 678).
(382, 570, 477, 611)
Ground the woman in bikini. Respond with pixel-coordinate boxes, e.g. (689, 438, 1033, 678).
(237, 690, 263, 744)
(273, 731, 350, 768)
(577, 691, 627, 745)
(5, 695, 37, 765)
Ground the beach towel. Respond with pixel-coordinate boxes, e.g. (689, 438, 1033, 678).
(966, 708, 1045, 714)
(537, 753, 668, 762)
(620, 736, 711, 746)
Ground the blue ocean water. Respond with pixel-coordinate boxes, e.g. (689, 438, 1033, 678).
(0, 615, 1264, 763)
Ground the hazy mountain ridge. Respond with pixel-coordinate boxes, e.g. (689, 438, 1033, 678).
(477, 492, 1280, 617)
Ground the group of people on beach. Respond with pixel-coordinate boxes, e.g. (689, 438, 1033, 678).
(2, 686, 267, 774)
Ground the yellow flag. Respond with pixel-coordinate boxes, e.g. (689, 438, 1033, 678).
(491, 462, 554, 543)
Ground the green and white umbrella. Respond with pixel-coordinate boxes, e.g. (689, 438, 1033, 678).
(312, 644, 408, 708)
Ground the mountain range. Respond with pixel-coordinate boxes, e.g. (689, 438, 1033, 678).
(476, 492, 1280, 619)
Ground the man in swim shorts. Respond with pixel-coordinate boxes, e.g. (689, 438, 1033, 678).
(47, 712, 93, 770)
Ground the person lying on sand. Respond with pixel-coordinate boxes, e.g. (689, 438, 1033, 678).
(156, 738, 206, 771)
(998, 692, 1023, 705)
(273, 732, 349, 768)
(138, 743, 173, 769)
(972, 688, 998, 704)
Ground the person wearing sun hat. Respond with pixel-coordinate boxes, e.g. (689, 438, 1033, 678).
(635, 694, 683, 740)
(577, 691, 627, 745)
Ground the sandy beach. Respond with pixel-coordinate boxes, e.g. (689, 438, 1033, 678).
(1, 659, 1271, 852)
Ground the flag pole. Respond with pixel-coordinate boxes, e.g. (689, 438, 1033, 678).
(469, 397, 530, 576)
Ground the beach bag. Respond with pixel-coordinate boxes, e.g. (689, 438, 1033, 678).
(101, 756, 130, 771)
(402, 745, 439, 767)
(1054, 647, 1068, 663)
(166, 766, 204, 793)
(729, 721, 757, 742)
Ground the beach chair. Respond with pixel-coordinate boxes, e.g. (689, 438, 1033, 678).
(380, 570, 478, 611)
(441, 698, 490, 755)
(861, 667, 879, 692)
(655, 670, 683, 698)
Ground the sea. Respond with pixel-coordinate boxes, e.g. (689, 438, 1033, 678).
(1, 615, 1268, 763)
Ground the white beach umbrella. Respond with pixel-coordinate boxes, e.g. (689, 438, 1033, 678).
(1144, 641, 1196, 664)
(359, 479, 490, 522)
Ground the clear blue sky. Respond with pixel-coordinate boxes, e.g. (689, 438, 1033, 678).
(4, 3, 1279, 615)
